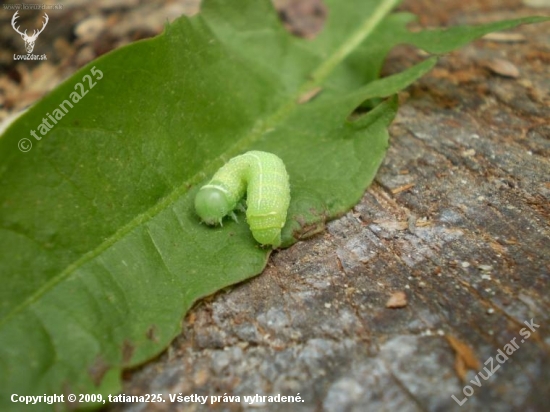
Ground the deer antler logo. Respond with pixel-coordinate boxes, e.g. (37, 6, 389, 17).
(11, 11, 49, 54)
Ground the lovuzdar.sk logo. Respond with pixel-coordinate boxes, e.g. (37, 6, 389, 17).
(11, 11, 48, 60)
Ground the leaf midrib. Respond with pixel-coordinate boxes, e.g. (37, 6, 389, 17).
(0, 0, 399, 327)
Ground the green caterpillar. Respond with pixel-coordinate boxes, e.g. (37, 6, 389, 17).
(194, 151, 290, 247)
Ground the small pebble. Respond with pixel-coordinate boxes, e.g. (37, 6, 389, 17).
(523, 0, 550, 8)
(75, 16, 107, 42)
(483, 58, 520, 78)
(482, 32, 526, 43)
(386, 291, 407, 308)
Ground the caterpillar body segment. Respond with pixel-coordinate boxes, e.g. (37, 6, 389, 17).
(194, 151, 290, 247)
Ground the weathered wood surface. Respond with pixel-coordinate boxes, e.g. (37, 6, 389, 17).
(107, 1, 550, 411)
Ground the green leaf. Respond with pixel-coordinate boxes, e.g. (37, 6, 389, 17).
(400, 15, 550, 54)
(0, 0, 547, 409)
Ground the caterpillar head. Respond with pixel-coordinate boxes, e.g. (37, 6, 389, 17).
(194, 186, 232, 226)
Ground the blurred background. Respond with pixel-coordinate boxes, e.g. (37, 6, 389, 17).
(1, 0, 549, 125)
